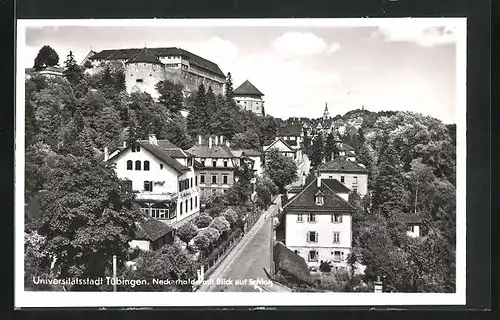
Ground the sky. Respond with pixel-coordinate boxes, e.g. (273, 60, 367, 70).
(22, 19, 462, 124)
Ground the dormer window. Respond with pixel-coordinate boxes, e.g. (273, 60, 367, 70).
(315, 196, 324, 206)
(131, 144, 140, 152)
(212, 159, 217, 167)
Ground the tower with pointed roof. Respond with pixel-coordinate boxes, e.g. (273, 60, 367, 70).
(323, 102, 330, 120)
(233, 80, 265, 116)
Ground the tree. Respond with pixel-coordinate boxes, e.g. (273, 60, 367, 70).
(209, 216, 231, 238)
(225, 72, 234, 99)
(231, 130, 260, 150)
(310, 134, 324, 168)
(177, 223, 199, 249)
(120, 244, 199, 292)
(186, 83, 207, 137)
(63, 51, 83, 84)
(34, 45, 59, 70)
(155, 80, 184, 113)
(193, 233, 211, 254)
(38, 156, 141, 287)
(264, 149, 298, 193)
(194, 214, 213, 228)
(255, 176, 277, 210)
(221, 209, 238, 229)
(24, 231, 54, 291)
(324, 133, 339, 162)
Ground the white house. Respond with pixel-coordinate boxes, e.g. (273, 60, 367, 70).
(283, 176, 354, 271)
(277, 124, 303, 159)
(401, 213, 422, 238)
(317, 158, 369, 197)
(106, 134, 200, 228)
(263, 137, 298, 163)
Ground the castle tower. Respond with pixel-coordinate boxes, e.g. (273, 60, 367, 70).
(323, 102, 330, 120)
(233, 80, 265, 116)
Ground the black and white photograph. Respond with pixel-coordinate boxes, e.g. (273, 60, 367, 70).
(15, 18, 466, 307)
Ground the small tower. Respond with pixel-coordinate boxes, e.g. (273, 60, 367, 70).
(323, 102, 330, 120)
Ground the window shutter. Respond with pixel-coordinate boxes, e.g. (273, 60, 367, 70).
(315, 232, 318, 243)
(306, 232, 309, 243)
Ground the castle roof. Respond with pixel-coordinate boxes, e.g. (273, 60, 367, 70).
(233, 80, 264, 96)
(89, 47, 225, 77)
(126, 48, 163, 65)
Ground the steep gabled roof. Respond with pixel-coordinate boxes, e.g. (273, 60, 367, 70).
(273, 242, 313, 285)
(283, 177, 355, 213)
(263, 138, 295, 153)
(126, 48, 163, 65)
(134, 218, 174, 242)
(321, 179, 351, 194)
(317, 158, 368, 174)
(233, 80, 264, 96)
(137, 141, 190, 174)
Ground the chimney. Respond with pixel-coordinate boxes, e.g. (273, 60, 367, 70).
(317, 175, 321, 188)
(226, 140, 230, 148)
(104, 147, 109, 162)
(215, 136, 219, 146)
(220, 135, 224, 144)
(302, 173, 306, 186)
(198, 135, 202, 145)
(209, 137, 213, 149)
(149, 134, 158, 146)
(122, 141, 127, 149)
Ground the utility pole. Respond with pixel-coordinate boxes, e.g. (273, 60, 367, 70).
(113, 255, 117, 292)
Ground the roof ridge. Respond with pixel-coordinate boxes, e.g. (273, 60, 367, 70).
(283, 178, 317, 209)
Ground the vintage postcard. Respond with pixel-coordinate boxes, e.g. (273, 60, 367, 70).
(16, 18, 466, 307)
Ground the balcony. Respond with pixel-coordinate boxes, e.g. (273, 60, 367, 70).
(135, 192, 177, 202)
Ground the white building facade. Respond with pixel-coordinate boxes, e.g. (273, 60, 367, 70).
(317, 158, 369, 197)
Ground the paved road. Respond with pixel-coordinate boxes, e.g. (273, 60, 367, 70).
(197, 196, 284, 292)
(292, 154, 311, 188)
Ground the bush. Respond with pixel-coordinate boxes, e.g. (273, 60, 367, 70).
(319, 260, 333, 273)
(177, 222, 198, 245)
(200, 227, 221, 249)
(221, 209, 238, 228)
(209, 216, 231, 236)
(193, 233, 211, 253)
(194, 214, 213, 228)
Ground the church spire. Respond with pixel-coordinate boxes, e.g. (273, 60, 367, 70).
(323, 101, 330, 120)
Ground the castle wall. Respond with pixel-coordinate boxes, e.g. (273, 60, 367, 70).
(125, 62, 166, 99)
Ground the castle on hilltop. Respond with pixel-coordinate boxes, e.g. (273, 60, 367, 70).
(82, 47, 226, 99)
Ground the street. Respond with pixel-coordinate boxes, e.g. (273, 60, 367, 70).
(197, 196, 284, 292)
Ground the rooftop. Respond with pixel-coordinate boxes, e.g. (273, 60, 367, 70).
(273, 242, 313, 285)
(317, 158, 368, 173)
(89, 47, 225, 78)
(283, 177, 355, 213)
(187, 143, 235, 159)
(278, 124, 302, 137)
(233, 80, 264, 96)
(134, 218, 174, 242)
(126, 48, 163, 65)
(321, 178, 351, 194)
(136, 141, 190, 173)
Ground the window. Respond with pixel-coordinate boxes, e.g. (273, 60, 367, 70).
(185, 200, 188, 213)
(212, 160, 217, 167)
(407, 225, 415, 232)
(190, 198, 193, 211)
(352, 187, 358, 193)
(223, 189, 227, 193)
(315, 196, 324, 205)
(308, 250, 318, 261)
(135, 160, 141, 170)
(131, 145, 140, 152)
(144, 181, 153, 192)
(333, 251, 342, 262)
(333, 232, 340, 244)
(201, 160, 205, 167)
(144, 161, 150, 171)
(200, 175, 205, 184)
(340, 176, 345, 183)
(223, 175, 228, 184)
(307, 213, 316, 222)
(297, 214, 303, 222)
(212, 175, 217, 184)
(151, 209, 167, 219)
(159, 164, 163, 169)
(195, 176, 198, 186)
(190, 178, 193, 188)
(294, 250, 298, 254)
(223, 161, 228, 168)
(195, 196, 198, 208)
(237, 100, 240, 103)
(307, 231, 318, 243)
(127, 160, 133, 170)
(180, 203, 183, 215)
(331, 214, 343, 223)
(136, 79, 143, 83)
(353, 176, 358, 184)
(328, 175, 333, 178)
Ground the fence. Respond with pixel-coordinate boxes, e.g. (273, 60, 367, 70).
(201, 228, 243, 277)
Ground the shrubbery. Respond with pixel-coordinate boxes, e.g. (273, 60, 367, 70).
(194, 214, 213, 228)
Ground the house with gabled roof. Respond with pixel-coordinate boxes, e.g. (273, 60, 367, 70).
(400, 213, 422, 238)
(317, 158, 369, 196)
(129, 216, 175, 251)
(282, 176, 355, 271)
(233, 80, 265, 116)
(263, 137, 298, 163)
(187, 135, 240, 199)
(105, 134, 200, 228)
